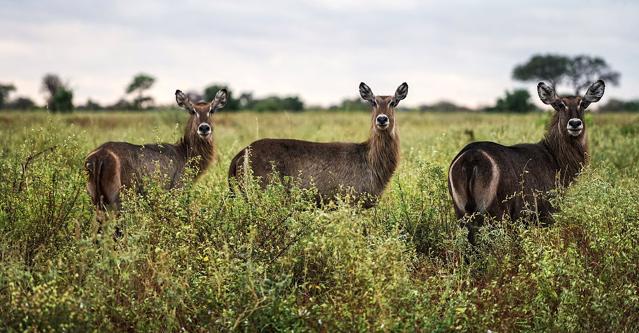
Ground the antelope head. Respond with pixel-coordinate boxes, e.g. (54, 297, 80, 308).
(175, 89, 228, 140)
(359, 82, 408, 132)
(537, 80, 605, 138)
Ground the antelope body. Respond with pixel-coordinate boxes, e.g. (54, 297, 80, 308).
(448, 80, 605, 244)
(228, 82, 408, 207)
(85, 89, 227, 211)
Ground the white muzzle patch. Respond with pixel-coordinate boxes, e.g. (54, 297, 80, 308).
(198, 123, 212, 136)
(376, 114, 390, 129)
(566, 118, 583, 137)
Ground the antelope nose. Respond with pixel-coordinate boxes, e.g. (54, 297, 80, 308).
(198, 123, 211, 134)
(568, 119, 582, 128)
(376, 115, 389, 125)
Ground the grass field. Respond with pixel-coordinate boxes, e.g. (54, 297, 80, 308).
(1, 110, 639, 332)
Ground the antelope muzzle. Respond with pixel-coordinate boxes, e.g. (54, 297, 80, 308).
(376, 114, 390, 130)
(198, 123, 212, 137)
(566, 118, 583, 136)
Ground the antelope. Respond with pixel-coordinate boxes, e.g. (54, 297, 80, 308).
(228, 82, 408, 207)
(448, 80, 605, 245)
(85, 89, 227, 212)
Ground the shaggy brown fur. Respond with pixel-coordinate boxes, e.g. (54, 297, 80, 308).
(228, 82, 408, 207)
(85, 89, 227, 211)
(448, 80, 605, 245)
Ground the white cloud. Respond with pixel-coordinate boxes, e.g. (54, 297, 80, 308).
(0, 0, 637, 107)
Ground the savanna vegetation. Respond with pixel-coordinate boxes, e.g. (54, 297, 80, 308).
(1, 110, 638, 332)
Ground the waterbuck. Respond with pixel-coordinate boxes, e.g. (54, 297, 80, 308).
(85, 89, 227, 211)
(228, 82, 408, 207)
(448, 80, 605, 245)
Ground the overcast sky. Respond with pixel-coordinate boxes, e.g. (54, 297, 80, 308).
(1, 0, 638, 107)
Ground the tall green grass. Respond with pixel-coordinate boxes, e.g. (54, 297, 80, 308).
(0, 110, 638, 331)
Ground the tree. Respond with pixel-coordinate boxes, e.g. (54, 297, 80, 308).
(42, 74, 63, 97)
(77, 99, 103, 111)
(599, 98, 639, 112)
(418, 101, 469, 112)
(513, 54, 570, 88)
(203, 84, 239, 111)
(337, 97, 369, 112)
(109, 98, 132, 110)
(8, 97, 36, 110)
(238, 92, 255, 110)
(252, 96, 305, 112)
(126, 73, 155, 109)
(0, 83, 16, 109)
(51, 89, 74, 112)
(252, 96, 280, 112)
(513, 54, 620, 95)
(280, 96, 304, 111)
(42, 74, 73, 112)
(566, 55, 620, 95)
(489, 89, 537, 113)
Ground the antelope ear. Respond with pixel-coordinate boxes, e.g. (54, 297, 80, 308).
(211, 88, 228, 112)
(537, 82, 557, 105)
(359, 82, 375, 105)
(175, 90, 195, 113)
(580, 80, 605, 110)
(583, 80, 605, 103)
(391, 82, 408, 107)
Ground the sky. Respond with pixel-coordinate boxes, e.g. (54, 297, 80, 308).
(1, 0, 638, 108)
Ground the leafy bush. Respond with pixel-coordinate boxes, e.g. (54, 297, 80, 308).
(488, 89, 538, 113)
(49, 88, 74, 113)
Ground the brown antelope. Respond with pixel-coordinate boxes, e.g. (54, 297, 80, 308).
(228, 82, 408, 207)
(448, 80, 605, 245)
(85, 89, 227, 211)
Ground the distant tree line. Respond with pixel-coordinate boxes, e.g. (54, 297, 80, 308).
(1, 73, 306, 113)
(598, 98, 639, 112)
(198, 84, 304, 112)
(353, 53, 625, 113)
(0, 53, 635, 112)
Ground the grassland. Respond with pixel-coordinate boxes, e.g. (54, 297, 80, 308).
(1, 110, 638, 332)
